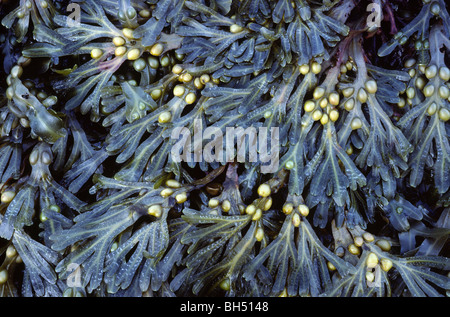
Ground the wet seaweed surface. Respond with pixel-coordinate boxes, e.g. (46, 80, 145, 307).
(0, 0, 449, 297)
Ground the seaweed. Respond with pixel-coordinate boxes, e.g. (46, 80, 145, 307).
(0, 0, 449, 297)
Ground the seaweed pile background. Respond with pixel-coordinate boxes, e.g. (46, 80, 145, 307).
(0, 0, 449, 297)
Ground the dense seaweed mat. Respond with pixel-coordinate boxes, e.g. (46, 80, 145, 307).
(0, 0, 449, 297)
